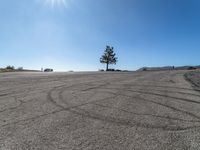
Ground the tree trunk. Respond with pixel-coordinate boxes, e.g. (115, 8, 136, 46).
(106, 63, 109, 71)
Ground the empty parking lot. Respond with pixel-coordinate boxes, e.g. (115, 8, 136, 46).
(0, 71, 200, 150)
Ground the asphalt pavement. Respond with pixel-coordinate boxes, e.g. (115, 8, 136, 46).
(0, 71, 200, 150)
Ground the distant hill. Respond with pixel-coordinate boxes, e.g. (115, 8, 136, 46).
(137, 65, 200, 71)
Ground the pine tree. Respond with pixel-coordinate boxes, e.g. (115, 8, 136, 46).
(100, 46, 117, 71)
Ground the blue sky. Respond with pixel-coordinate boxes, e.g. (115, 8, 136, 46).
(0, 0, 200, 71)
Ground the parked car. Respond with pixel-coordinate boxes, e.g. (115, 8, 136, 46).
(44, 68, 53, 72)
(107, 69, 115, 71)
(188, 67, 197, 70)
(99, 69, 104, 72)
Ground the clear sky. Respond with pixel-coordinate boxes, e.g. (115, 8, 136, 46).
(0, 0, 200, 71)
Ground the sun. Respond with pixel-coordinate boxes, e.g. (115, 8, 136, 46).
(44, 0, 67, 7)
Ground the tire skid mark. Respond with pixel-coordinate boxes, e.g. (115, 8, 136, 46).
(96, 89, 200, 122)
(0, 97, 22, 114)
(101, 87, 200, 105)
(68, 107, 200, 132)
(107, 91, 200, 121)
(2, 72, 199, 132)
(0, 73, 136, 128)
(122, 83, 200, 92)
(56, 85, 118, 111)
(111, 84, 200, 97)
(0, 93, 12, 97)
(45, 71, 200, 132)
(58, 86, 108, 109)
(47, 85, 200, 131)
(128, 86, 200, 97)
(0, 109, 65, 128)
(92, 103, 200, 123)
(135, 88, 200, 98)
(128, 89, 200, 104)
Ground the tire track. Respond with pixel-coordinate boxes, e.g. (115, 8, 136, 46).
(92, 103, 200, 123)
(100, 87, 200, 105)
(46, 83, 200, 131)
(123, 84, 200, 97)
(103, 90, 200, 121)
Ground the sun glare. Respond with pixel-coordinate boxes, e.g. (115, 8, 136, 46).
(44, 0, 67, 7)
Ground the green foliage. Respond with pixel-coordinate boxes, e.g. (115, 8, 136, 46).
(6, 66, 15, 70)
(100, 46, 118, 71)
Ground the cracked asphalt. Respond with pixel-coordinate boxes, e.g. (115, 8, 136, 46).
(0, 70, 200, 150)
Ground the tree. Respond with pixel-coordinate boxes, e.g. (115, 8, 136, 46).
(6, 66, 15, 70)
(100, 46, 117, 71)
